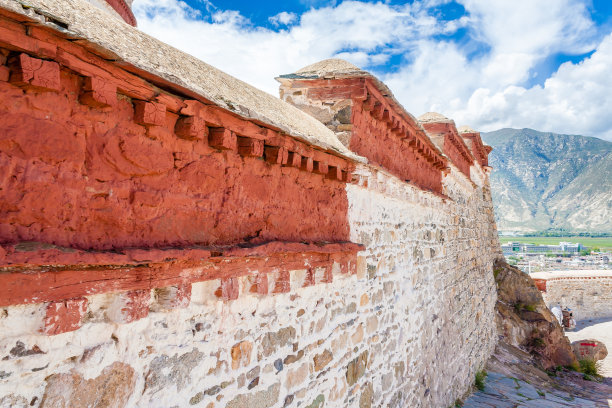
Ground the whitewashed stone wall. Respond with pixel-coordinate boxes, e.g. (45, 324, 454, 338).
(0, 162, 501, 408)
(345, 163, 500, 407)
(541, 275, 612, 321)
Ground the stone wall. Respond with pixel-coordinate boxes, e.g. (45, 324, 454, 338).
(0, 162, 500, 408)
(535, 274, 612, 321)
(0, 3, 502, 407)
(344, 164, 500, 407)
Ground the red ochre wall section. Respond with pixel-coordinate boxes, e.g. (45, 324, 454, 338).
(0, 13, 361, 326)
(281, 77, 448, 194)
(0, 44, 351, 251)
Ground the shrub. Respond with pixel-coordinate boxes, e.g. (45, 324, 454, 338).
(474, 370, 487, 391)
(579, 359, 600, 377)
(514, 302, 523, 313)
(524, 304, 536, 312)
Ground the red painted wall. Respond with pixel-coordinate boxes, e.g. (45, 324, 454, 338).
(420, 122, 473, 178)
(351, 102, 443, 193)
(0, 45, 350, 251)
(281, 78, 447, 194)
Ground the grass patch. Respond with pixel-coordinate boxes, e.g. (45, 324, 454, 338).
(537, 390, 545, 397)
(454, 399, 463, 408)
(514, 302, 523, 314)
(474, 370, 487, 391)
(514, 302, 537, 314)
(532, 338, 545, 348)
(579, 359, 600, 377)
(566, 361, 581, 372)
(493, 268, 502, 279)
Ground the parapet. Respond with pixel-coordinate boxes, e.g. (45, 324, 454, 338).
(86, 0, 136, 26)
(278, 59, 493, 193)
(458, 125, 491, 167)
(417, 112, 474, 178)
(278, 59, 449, 193)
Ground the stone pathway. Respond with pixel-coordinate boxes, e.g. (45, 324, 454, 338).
(463, 371, 611, 407)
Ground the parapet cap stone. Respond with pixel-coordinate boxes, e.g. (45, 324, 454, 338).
(282, 58, 368, 80)
(458, 125, 478, 134)
(418, 112, 454, 124)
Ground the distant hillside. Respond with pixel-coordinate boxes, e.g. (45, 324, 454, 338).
(481, 128, 612, 233)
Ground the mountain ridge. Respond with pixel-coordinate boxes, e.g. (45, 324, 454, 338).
(481, 128, 612, 233)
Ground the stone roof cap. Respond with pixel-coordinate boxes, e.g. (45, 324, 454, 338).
(418, 112, 453, 124)
(288, 58, 367, 79)
(458, 125, 478, 134)
(279, 58, 445, 159)
(0, 0, 361, 162)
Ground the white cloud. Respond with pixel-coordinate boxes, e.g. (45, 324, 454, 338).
(132, 0, 612, 141)
(269, 11, 297, 26)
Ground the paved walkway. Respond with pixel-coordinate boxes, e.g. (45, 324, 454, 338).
(463, 372, 611, 407)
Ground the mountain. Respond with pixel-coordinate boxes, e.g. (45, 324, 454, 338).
(481, 128, 612, 234)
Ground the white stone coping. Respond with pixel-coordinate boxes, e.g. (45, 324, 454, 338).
(530, 270, 612, 280)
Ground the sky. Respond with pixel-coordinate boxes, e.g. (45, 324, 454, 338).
(132, 0, 612, 141)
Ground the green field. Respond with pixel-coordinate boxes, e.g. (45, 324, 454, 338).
(498, 236, 612, 251)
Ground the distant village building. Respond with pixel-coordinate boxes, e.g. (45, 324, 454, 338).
(501, 241, 585, 256)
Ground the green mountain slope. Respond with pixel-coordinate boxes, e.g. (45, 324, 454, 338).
(481, 128, 612, 233)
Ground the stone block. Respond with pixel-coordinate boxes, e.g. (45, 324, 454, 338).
(40, 362, 136, 407)
(226, 383, 280, 408)
(107, 290, 151, 324)
(571, 339, 607, 361)
(238, 137, 264, 157)
(286, 151, 301, 168)
(175, 116, 208, 140)
(209, 127, 237, 150)
(265, 146, 289, 165)
(154, 284, 191, 310)
(42, 297, 88, 336)
(80, 76, 116, 108)
(301, 156, 314, 172)
(10, 53, 60, 91)
(346, 351, 368, 386)
(216, 277, 240, 301)
(231, 341, 253, 370)
(313, 349, 333, 371)
(285, 362, 309, 390)
(133, 100, 166, 126)
(313, 161, 328, 175)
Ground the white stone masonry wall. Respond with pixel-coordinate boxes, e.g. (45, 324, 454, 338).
(0, 162, 501, 408)
(542, 276, 612, 322)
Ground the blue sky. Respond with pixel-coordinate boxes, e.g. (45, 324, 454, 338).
(133, 0, 612, 141)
